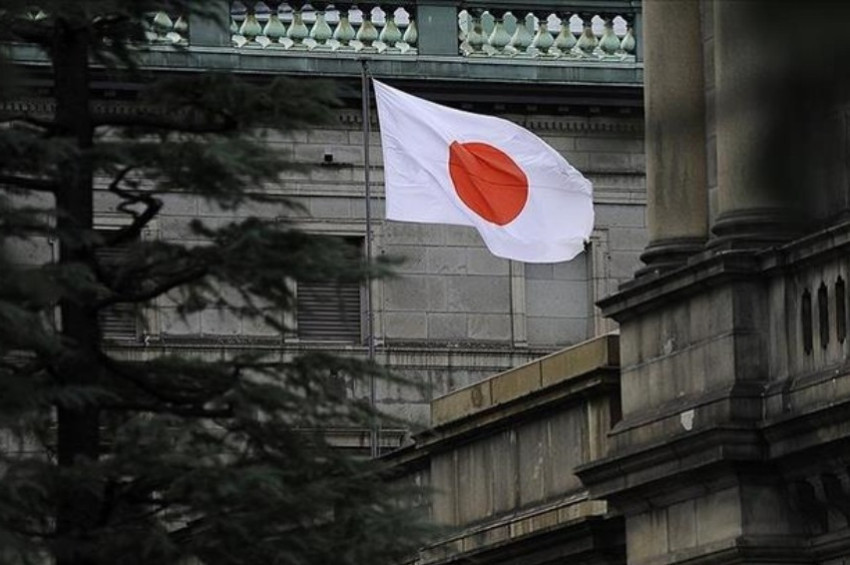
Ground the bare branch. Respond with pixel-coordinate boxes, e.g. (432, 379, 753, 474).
(102, 166, 163, 248)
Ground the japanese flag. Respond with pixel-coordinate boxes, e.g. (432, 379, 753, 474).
(373, 80, 593, 264)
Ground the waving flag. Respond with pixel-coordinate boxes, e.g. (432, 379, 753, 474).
(373, 80, 593, 263)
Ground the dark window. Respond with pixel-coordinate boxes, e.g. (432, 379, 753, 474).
(95, 231, 139, 343)
(296, 237, 362, 342)
(819, 282, 829, 349)
(802, 288, 813, 355)
(837, 277, 846, 344)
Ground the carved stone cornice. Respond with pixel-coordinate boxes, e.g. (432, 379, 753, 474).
(337, 109, 644, 135)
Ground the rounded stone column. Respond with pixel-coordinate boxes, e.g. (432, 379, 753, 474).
(711, 0, 801, 247)
(639, 0, 709, 274)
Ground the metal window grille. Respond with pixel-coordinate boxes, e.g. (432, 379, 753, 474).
(296, 237, 363, 342)
(95, 232, 139, 342)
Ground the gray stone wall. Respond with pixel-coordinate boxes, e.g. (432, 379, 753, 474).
(90, 107, 646, 427)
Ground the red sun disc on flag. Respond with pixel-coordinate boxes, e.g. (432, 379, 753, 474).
(448, 141, 529, 226)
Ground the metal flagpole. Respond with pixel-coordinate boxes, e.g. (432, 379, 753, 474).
(361, 60, 379, 459)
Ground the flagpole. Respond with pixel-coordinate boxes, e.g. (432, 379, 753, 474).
(361, 60, 379, 459)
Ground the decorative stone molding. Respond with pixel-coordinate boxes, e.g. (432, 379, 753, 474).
(338, 108, 644, 135)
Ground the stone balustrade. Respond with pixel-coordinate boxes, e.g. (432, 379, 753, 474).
(19, 9, 190, 45)
(459, 9, 636, 59)
(144, 11, 189, 44)
(231, 1, 418, 53)
(224, 1, 639, 61)
(8, 3, 642, 84)
(21, 2, 641, 64)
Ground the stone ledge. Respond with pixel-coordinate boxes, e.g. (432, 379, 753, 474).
(6, 43, 643, 88)
(430, 333, 619, 428)
(624, 535, 809, 565)
(599, 250, 762, 322)
(576, 426, 765, 510)
(420, 497, 611, 565)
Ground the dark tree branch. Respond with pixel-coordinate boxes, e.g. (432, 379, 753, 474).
(0, 521, 56, 540)
(94, 263, 208, 308)
(0, 18, 52, 46)
(92, 113, 238, 134)
(0, 174, 59, 193)
(101, 401, 234, 419)
(98, 352, 239, 408)
(103, 166, 162, 248)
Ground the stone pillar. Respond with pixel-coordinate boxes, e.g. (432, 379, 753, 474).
(189, 0, 231, 47)
(639, 0, 708, 274)
(711, 0, 799, 247)
(416, 2, 459, 56)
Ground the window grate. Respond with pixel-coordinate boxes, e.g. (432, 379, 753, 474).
(95, 232, 139, 343)
(295, 236, 363, 343)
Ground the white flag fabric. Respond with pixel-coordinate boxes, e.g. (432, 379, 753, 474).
(373, 79, 593, 264)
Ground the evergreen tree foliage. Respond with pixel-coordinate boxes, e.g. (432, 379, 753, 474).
(0, 2, 428, 564)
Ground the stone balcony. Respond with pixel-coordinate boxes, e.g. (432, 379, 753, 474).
(7, 1, 643, 88)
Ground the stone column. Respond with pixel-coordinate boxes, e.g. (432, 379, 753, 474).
(639, 0, 709, 274)
(711, 0, 800, 247)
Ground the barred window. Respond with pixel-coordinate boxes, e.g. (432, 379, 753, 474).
(95, 230, 139, 343)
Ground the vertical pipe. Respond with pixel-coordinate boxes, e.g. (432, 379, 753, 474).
(361, 60, 379, 458)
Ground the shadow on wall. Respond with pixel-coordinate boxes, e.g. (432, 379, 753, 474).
(726, 1, 850, 226)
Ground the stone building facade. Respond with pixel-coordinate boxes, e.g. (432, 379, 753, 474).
(4, 0, 648, 444)
(393, 2, 850, 565)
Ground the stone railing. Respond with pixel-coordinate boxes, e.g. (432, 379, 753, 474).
(459, 9, 636, 59)
(231, 1, 418, 53)
(17, 9, 190, 45)
(222, 1, 640, 61)
(144, 11, 189, 44)
(18, 2, 641, 62)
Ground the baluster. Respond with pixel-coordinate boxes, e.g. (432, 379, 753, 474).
(554, 12, 577, 56)
(356, 4, 379, 52)
(239, 3, 263, 45)
(172, 16, 188, 43)
(465, 9, 486, 55)
(152, 11, 174, 42)
(509, 11, 533, 56)
(488, 9, 512, 56)
(332, 3, 357, 50)
(458, 9, 469, 51)
(286, 1, 309, 49)
(253, 1, 272, 46)
(598, 14, 620, 55)
(379, 6, 403, 52)
(230, 2, 243, 43)
(531, 11, 554, 56)
(401, 4, 418, 53)
(310, 1, 334, 49)
(144, 12, 159, 42)
(378, 4, 402, 53)
(576, 13, 598, 56)
(620, 14, 636, 56)
(262, 1, 286, 46)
